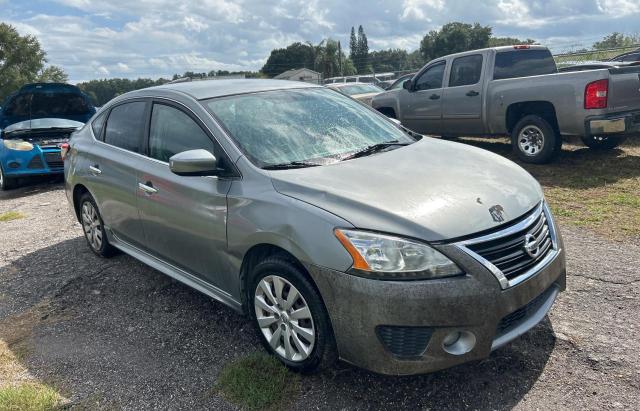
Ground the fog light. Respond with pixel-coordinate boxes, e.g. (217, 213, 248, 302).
(9, 161, 20, 169)
(442, 331, 476, 355)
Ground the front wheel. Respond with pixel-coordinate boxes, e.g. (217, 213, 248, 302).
(511, 115, 562, 164)
(581, 135, 626, 150)
(0, 164, 17, 191)
(249, 257, 336, 373)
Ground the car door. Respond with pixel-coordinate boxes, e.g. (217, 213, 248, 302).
(399, 62, 446, 134)
(441, 54, 485, 135)
(135, 101, 233, 288)
(89, 100, 148, 248)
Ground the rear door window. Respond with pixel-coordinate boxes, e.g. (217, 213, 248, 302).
(449, 55, 483, 87)
(104, 101, 146, 153)
(493, 49, 557, 80)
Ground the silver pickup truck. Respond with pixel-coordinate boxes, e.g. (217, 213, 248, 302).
(372, 45, 640, 163)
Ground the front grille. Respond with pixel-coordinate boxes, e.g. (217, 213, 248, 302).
(43, 151, 63, 169)
(27, 155, 45, 169)
(497, 285, 554, 335)
(376, 326, 433, 359)
(466, 207, 554, 282)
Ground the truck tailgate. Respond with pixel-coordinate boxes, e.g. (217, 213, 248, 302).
(608, 66, 640, 111)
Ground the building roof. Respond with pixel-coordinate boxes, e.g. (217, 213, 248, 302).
(274, 68, 320, 79)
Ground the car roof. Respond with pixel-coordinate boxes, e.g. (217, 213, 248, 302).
(144, 79, 321, 100)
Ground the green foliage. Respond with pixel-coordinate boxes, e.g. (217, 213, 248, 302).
(216, 352, 299, 410)
(0, 211, 26, 222)
(420, 22, 492, 61)
(349, 25, 370, 74)
(76, 77, 168, 106)
(260, 42, 316, 77)
(0, 383, 61, 411)
(593, 32, 640, 50)
(488, 37, 536, 47)
(0, 23, 68, 102)
(370, 49, 411, 72)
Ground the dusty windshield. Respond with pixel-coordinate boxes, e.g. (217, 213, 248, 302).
(339, 84, 383, 95)
(204, 87, 413, 168)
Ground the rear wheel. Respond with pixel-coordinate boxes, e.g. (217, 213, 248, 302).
(511, 115, 562, 164)
(581, 135, 626, 150)
(0, 164, 17, 191)
(79, 193, 116, 257)
(249, 257, 336, 373)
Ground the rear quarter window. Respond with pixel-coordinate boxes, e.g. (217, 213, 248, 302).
(493, 49, 557, 80)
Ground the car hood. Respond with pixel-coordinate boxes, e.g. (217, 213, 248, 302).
(3, 118, 84, 135)
(270, 138, 543, 242)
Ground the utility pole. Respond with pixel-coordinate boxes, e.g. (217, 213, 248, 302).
(338, 41, 343, 76)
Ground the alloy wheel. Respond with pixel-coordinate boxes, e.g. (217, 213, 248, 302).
(254, 275, 315, 362)
(81, 201, 103, 251)
(518, 125, 545, 156)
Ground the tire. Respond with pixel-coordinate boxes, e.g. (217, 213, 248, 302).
(79, 193, 117, 257)
(248, 257, 337, 373)
(511, 115, 562, 164)
(0, 164, 17, 191)
(581, 135, 626, 150)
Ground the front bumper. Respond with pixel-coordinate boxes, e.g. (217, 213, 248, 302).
(1, 147, 64, 177)
(586, 110, 640, 136)
(307, 234, 566, 376)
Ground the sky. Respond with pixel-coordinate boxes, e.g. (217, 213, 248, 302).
(3, 0, 640, 82)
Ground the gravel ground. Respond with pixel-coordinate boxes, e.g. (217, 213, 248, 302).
(1, 181, 639, 410)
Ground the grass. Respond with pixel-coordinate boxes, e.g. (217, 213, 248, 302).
(459, 137, 640, 241)
(216, 352, 299, 410)
(0, 211, 26, 222)
(0, 384, 61, 411)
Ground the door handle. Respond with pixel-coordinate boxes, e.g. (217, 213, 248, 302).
(429, 94, 440, 100)
(89, 165, 102, 175)
(466, 90, 480, 97)
(138, 182, 158, 195)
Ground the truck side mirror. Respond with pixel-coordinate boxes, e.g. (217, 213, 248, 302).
(402, 80, 412, 91)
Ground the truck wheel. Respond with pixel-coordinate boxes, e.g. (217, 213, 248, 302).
(511, 115, 562, 164)
(581, 135, 626, 150)
(0, 164, 17, 191)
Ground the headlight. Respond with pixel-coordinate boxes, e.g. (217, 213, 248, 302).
(3, 139, 34, 151)
(334, 229, 463, 280)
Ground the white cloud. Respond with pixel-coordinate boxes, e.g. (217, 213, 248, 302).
(596, 0, 640, 17)
(400, 0, 445, 21)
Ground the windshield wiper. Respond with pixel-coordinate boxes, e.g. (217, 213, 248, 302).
(262, 161, 321, 170)
(342, 141, 409, 160)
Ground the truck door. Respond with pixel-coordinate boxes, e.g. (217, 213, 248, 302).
(400, 61, 445, 135)
(441, 54, 485, 135)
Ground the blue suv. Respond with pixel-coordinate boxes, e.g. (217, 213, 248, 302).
(0, 83, 96, 190)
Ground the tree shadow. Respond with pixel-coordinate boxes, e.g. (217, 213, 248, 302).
(0, 175, 64, 201)
(1, 237, 556, 410)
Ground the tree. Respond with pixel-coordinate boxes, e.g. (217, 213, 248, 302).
(420, 22, 492, 61)
(349, 27, 357, 62)
(260, 42, 315, 77)
(0, 23, 69, 101)
(370, 49, 410, 73)
(488, 37, 536, 47)
(37, 65, 69, 83)
(593, 32, 640, 50)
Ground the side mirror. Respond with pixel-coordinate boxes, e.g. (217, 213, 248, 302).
(169, 149, 218, 176)
(402, 80, 412, 91)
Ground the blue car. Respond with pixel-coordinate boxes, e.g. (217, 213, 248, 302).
(0, 83, 96, 190)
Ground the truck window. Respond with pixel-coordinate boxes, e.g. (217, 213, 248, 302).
(415, 63, 445, 91)
(493, 49, 557, 80)
(449, 55, 483, 87)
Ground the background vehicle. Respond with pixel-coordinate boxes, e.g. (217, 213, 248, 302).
(0, 83, 95, 190)
(385, 73, 415, 90)
(608, 49, 640, 63)
(372, 45, 640, 163)
(327, 82, 385, 105)
(558, 61, 640, 72)
(65, 79, 565, 376)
